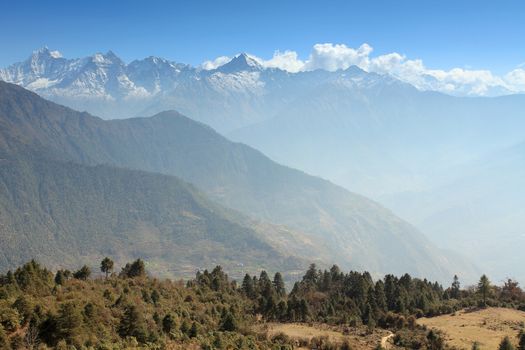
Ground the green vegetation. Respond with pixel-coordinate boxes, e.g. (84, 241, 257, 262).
(0, 81, 476, 281)
(1, 259, 525, 349)
(0, 157, 303, 279)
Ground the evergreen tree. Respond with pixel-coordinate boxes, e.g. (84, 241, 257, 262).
(120, 259, 146, 278)
(384, 275, 397, 310)
(477, 274, 491, 305)
(259, 271, 274, 300)
(451, 275, 461, 299)
(189, 322, 199, 338)
(273, 272, 286, 297)
(303, 263, 319, 285)
(73, 265, 91, 280)
(180, 320, 190, 335)
(499, 336, 515, 350)
(56, 302, 82, 342)
(363, 303, 374, 326)
(220, 312, 238, 331)
(118, 304, 147, 343)
(427, 330, 445, 350)
(0, 325, 9, 350)
(151, 289, 160, 305)
(54, 270, 66, 285)
(374, 281, 387, 312)
(162, 314, 175, 333)
(100, 257, 114, 279)
(518, 330, 525, 350)
(241, 274, 255, 298)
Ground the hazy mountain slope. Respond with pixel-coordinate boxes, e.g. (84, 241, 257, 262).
(380, 141, 525, 280)
(230, 85, 525, 198)
(0, 81, 478, 281)
(0, 157, 310, 278)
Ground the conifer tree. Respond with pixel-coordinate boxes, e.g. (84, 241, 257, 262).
(220, 311, 238, 331)
(273, 272, 286, 297)
(162, 314, 175, 333)
(73, 265, 91, 280)
(189, 322, 199, 338)
(100, 257, 114, 279)
(518, 331, 525, 350)
(56, 302, 82, 342)
(499, 336, 515, 350)
(151, 289, 160, 306)
(477, 274, 491, 305)
(118, 304, 147, 343)
(241, 274, 255, 298)
(451, 275, 461, 298)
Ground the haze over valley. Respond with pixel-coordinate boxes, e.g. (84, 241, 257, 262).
(1, 2, 525, 349)
(2, 46, 524, 282)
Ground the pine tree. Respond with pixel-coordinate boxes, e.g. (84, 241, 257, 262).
(220, 312, 238, 331)
(180, 320, 190, 335)
(73, 265, 91, 280)
(303, 263, 319, 285)
(518, 331, 525, 350)
(427, 330, 445, 350)
(451, 275, 461, 299)
(477, 274, 491, 305)
(241, 274, 255, 298)
(189, 322, 199, 338)
(120, 259, 146, 278)
(273, 272, 286, 297)
(100, 257, 114, 279)
(374, 280, 387, 312)
(54, 270, 65, 285)
(518, 329, 525, 350)
(0, 325, 9, 350)
(118, 304, 147, 343)
(56, 302, 82, 342)
(151, 289, 160, 306)
(499, 336, 515, 350)
(162, 314, 175, 333)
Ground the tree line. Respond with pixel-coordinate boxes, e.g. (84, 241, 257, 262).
(1, 260, 525, 349)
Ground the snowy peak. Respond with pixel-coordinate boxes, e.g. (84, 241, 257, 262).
(216, 53, 263, 73)
(31, 46, 63, 60)
(0, 47, 420, 123)
(90, 50, 125, 66)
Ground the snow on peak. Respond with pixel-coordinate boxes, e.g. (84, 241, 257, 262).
(216, 53, 263, 73)
(91, 51, 124, 65)
(32, 46, 63, 59)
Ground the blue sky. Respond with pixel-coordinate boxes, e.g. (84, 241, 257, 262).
(0, 0, 524, 74)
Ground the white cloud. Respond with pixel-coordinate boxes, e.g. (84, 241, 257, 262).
(504, 69, 525, 91)
(200, 56, 231, 70)
(303, 43, 373, 71)
(201, 43, 525, 96)
(263, 50, 304, 73)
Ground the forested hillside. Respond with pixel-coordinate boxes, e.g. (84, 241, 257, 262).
(0, 260, 523, 349)
(0, 158, 308, 278)
(0, 81, 477, 281)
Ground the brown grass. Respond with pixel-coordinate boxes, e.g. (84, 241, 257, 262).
(418, 307, 525, 349)
(254, 322, 393, 349)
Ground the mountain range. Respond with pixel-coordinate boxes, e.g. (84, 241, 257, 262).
(4, 47, 522, 281)
(0, 47, 427, 132)
(0, 81, 477, 282)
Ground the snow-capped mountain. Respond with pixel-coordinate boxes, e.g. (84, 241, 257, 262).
(0, 47, 412, 130)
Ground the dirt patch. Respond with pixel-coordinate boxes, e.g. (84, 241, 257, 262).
(254, 322, 392, 349)
(419, 307, 525, 349)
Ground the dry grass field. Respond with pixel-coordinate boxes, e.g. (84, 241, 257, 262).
(254, 322, 394, 349)
(419, 307, 525, 349)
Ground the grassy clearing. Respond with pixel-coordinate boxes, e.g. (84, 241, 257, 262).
(254, 322, 393, 349)
(419, 307, 525, 349)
